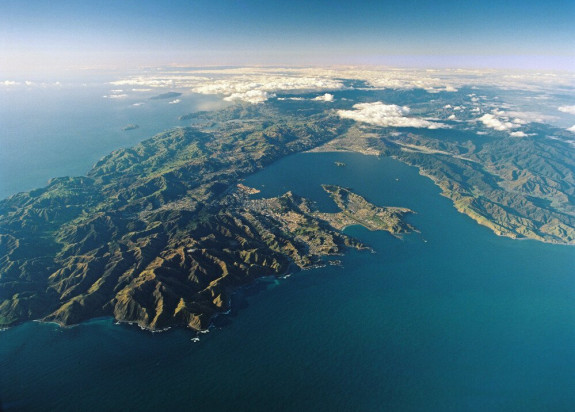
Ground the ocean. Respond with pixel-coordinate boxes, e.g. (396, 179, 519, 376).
(1, 151, 574, 411)
(0, 79, 226, 198)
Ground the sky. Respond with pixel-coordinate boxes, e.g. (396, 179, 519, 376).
(1, 0, 574, 75)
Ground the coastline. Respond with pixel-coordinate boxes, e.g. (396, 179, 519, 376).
(3, 145, 574, 412)
(306, 147, 575, 246)
(2, 246, 367, 335)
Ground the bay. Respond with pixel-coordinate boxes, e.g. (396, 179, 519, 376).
(1, 152, 574, 411)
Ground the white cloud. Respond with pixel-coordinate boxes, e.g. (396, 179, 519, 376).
(567, 125, 575, 133)
(448, 114, 456, 120)
(313, 93, 334, 102)
(132, 103, 144, 106)
(103, 88, 129, 99)
(476, 110, 535, 137)
(103, 94, 128, 99)
(193, 76, 344, 103)
(168, 99, 181, 104)
(426, 85, 458, 93)
(1, 80, 66, 88)
(478, 113, 516, 131)
(110, 75, 208, 89)
(112, 70, 345, 104)
(338, 102, 448, 129)
(504, 110, 556, 124)
(327, 67, 575, 95)
(277, 97, 305, 101)
(108, 67, 575, 110)
(277, 94, 334, 102)
(132, 88, 153, 92)
(223, 90, 275, 104)
(559, 106, 575, 115)
(510, 131, 527, 137)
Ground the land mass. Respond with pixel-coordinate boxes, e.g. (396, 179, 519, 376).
(2, 97, 573, 331)
(151, 92, 182, 100)
(179, 113, 195, 121)
(311, 123, 575, 244)
(0, 105, 415, 330)
(122, 124, 139, 131)
(318, 185, 415, 233)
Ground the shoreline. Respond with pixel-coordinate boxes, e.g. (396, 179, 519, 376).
(0, 246, 369, 335)
(305, 148, 575, 247)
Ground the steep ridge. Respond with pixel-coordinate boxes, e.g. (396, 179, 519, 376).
(0, 108, 414, 330)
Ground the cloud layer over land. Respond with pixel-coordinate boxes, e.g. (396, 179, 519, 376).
(192, 76, 344, 103)
(338, 102, 448, 129)
(98, 67, 575, 134)
(478, 113, 518, 131)
(477, 110, 530, 136)
(108, 67, 575, 105)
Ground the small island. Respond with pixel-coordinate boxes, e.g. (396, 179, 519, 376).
(150, 92, 182, 100)
(122, 124, 139, 131)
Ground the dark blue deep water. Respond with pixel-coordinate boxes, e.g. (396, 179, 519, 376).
(1, 152, 574, 411)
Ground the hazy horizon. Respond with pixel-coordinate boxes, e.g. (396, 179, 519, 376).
(1, 0, 574, 75)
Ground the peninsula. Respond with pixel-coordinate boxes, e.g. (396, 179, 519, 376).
(318, 185, 415, 234)
(311, 123, 575, 244)
(2, 98, 574, 332)
(0, 105, 415, 331)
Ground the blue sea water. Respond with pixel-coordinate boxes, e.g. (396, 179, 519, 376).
(1, 151, 574, 411)
(0, 81, 226, 198)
